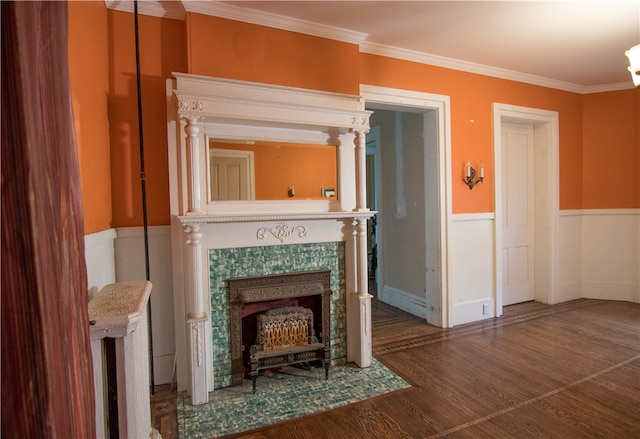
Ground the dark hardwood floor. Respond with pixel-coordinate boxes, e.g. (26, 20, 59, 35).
(151, 299, 640, 438)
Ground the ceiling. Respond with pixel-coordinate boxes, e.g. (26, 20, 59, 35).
(211, 1, 640, 92)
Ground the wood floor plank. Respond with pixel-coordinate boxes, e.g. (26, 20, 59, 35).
(150, 299, 640, 438)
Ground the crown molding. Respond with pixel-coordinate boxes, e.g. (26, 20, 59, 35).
(104, 0, 185, 20)
(360, 42, 636, 94)
(181, 1, 368, 45)
(580, 82, 636, 94)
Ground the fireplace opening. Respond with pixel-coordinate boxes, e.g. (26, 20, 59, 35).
(228, 270, 332, 391)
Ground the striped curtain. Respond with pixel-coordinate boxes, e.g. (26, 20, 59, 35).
(1, 1, 95, 437)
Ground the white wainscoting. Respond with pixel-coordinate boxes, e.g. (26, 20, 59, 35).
(85, 226, 176, 385)
(577, 209, 640, 303)
(557, 211, 584, 303)
(450, 213, 495, 326)
(83, 209, 637, 390)
(447, 210, 639, 326)
(114, 226, 176, 385)
(84, 228, 117, 299)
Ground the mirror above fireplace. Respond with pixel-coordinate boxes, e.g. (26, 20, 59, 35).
(208, 138, 338, 202)
(168, 72, 372, 218)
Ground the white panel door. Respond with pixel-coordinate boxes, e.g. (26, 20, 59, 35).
(209, 149, 254, 201)
(502, 123, 534, 305)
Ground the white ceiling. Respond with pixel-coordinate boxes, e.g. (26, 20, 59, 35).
(212, 1, 640, 92)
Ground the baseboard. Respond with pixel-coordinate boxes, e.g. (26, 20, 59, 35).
(452, 298, 495, 326)
(381, 285, 427, 319)
(581, 281, 640, 303)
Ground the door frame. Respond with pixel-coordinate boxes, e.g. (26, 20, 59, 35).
(493, 103, 560, 316)
(361, 85, 452, 328)
(365, 124, 382, 298)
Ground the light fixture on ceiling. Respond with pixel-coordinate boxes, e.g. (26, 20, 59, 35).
(626, 44, 640, 87)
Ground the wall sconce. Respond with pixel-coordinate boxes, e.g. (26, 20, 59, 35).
(625, 44, 640, 88)
(463, 161, 484, 190)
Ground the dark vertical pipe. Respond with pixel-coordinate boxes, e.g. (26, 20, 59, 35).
(104, 338, 119, 439)
(133, 0, 154, 394)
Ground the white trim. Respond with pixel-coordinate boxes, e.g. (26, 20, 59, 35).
(360, 42, 633, 95)
(360, 84, 452, 328)
(115, 225, 171, 238)
(452, 213, 495, 222)
(582, 281, 640, 303)
(560, 208, 640, 216)
(104, 0, 185, 20)
(451, 298, 495, 326)
(493, 103, 560, 313)
(381, 285, 427, 319)
(84, 228, 117, 249)
(181, 1, 367, 45)
(366, 125, 383, 299)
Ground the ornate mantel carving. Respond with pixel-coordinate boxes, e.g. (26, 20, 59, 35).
(257, 224, 307, 243)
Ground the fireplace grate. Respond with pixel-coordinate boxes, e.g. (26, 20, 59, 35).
(250, 306, 329, 392)
(227, 270, 332, 392)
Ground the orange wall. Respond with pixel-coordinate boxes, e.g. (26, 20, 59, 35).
(68, 1, 112, 234)
(69, 5, 186, 231)
(69, 12, 638, 233)
(106, 10, 186, 228)
(359, 53, 587, 212)
(582, 90, 640, 209)
(185, 13, 360, 95)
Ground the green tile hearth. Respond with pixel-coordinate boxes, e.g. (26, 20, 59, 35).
(177, 359, 410, 438)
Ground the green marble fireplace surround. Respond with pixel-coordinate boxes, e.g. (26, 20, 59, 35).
(209, 242, 346, 389)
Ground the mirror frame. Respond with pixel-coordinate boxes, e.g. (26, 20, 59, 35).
(168, 73, 371, 217)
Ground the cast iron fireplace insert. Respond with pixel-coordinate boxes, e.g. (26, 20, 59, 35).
(227, 270, 332, 392)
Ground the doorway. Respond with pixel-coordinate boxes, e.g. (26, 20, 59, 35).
(361, 85, 451, 328)
(493, 103, 560, 315)
(209, 148, 255, 201)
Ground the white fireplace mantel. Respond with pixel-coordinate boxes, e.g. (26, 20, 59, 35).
(166, 73, 374, 406)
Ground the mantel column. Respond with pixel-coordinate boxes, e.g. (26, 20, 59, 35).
(183, 116, 203, 214)
(346, 217, 373, 368)
(354, 129, 369, 212)
(184, 223, 209, 405)
(354, 129, 373, 367)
